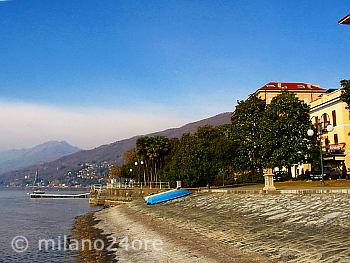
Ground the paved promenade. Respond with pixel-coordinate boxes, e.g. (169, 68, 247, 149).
(95, 192, 350, 262)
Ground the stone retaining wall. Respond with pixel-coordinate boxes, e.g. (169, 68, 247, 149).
(197, 188, 350, 195)
(89, 187, 164, 206)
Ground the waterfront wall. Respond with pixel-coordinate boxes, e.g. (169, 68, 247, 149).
(197, 188, 350, 195)
(89, 187, 165, 206)
(90, 185, 350, 206)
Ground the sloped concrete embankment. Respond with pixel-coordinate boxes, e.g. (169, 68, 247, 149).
(93, 192, 350, 262)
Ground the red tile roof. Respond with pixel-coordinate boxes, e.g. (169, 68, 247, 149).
(259, 82, 325, 91)
(339, 14, 350, 25)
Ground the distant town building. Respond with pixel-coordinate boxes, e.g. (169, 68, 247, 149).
(339, 14, 350, 25)
(254, 82, 326, 104)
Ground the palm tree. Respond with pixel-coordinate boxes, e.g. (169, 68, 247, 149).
(136, 136, 170, 183)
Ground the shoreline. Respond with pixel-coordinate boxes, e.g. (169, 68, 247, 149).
(72, 211, 118, 263)
(73, 192, 350, 262)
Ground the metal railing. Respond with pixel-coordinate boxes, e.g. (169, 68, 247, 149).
(90, 181, 171, 191)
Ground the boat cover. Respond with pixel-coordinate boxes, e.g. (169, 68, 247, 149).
(146, 189, 191, 204)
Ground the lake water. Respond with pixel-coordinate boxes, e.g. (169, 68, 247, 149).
(0, 189, 99, 263)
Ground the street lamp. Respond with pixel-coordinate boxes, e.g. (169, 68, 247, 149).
(134, 161, 146, 183)
(140, 160, 146, 183)
(134, 161, 139, 181)
(129, 168, 133, 182)
(307, 115, 334, 186)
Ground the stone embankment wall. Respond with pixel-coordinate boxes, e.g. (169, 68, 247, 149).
(197, 188, 350, 194)
(90, 186, 350, 206)
(89, 187, 163, 206)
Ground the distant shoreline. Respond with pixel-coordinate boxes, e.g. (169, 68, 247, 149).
(0, 186, 90, 191)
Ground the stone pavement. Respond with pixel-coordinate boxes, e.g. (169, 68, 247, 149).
(132, 193, 350, 262)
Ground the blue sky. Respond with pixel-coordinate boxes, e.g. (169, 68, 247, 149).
(0, 0, 349, 150)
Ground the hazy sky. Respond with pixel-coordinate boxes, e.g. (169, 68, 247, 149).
(0, 0, 349, 151)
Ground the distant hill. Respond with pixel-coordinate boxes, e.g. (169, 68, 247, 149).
(0, 141, 80, 174)
(0, 112, 232, 185)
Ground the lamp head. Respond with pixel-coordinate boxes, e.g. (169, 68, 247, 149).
(307, 129, 314, 137)
(326, 124, 334, 132)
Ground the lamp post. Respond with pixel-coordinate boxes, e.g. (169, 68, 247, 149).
(134, 161, 139, 182)
(307, 115, 334, 186)
(134, 160, 146, 185)
(219, 167, 226, 187)
(140, 160, 146, 183)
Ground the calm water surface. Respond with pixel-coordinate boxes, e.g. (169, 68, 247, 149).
(0, 189, 100, 263)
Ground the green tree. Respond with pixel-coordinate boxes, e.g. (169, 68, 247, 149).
(147, 135, 170, 182)
(340, 79, 350, 108)
(230, 95, 267, 176)
(108, 166, 123, 180)
(162, 125, 236, 187)
(135, 135, 170, 182)
(135, 136, 151, 182)
(122, 148, 138, 179)
(262, 91, 313, 177)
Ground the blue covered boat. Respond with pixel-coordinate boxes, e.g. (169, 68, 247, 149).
(145, 189, 192, 205)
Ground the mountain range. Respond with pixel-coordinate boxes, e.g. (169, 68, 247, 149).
(0, 141, 80, 174)
(0, 112, 232, 185)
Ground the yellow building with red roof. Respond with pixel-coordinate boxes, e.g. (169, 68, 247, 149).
(254, 82, 327, 104)
(310, 89, 349, 174)
(253, 82, 348, 178)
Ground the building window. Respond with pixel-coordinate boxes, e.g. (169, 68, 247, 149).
(332, 110, 337, 126)
(325, 137, 330, 146)
(334, 134, 338, 144)
(323, 113, 328, 128)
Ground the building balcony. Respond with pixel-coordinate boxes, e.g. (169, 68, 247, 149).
(328, 143, 346, 154)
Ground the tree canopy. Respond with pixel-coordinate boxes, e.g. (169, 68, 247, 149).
(161, 125, 236, 187)
(135, 135, 171, 182)
(340, 79, 350, 108)
(262, 91, 313, 172)
(231, 95, 266, 173)
(230, 91, 314, 178)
